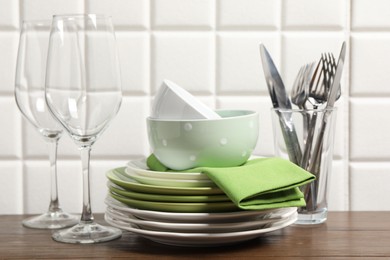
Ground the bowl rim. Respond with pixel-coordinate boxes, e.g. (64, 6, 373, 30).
(151, 80, 221, 120)
(147, 109, 258, 122)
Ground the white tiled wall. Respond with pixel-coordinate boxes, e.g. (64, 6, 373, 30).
(0, 0, 389, 215)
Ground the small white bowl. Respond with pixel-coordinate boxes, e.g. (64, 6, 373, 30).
(147, 110, 259, 170)
(151, 80, 220, 120)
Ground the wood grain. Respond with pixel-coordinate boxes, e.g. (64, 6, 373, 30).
(0, 212, 390, 259)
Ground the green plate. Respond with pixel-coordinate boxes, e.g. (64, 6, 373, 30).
(106, 167, 224, 195)
(108, 182, 230, 203)
(124, 168, 216, 188)
(127, 159, 209, 180)
(109, 192, 239, 213)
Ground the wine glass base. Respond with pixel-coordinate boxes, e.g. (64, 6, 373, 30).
(52, 222, 122, 244)
(22, 211, 79, 229)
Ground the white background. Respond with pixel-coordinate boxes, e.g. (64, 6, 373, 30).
(0, 0, 389, 214)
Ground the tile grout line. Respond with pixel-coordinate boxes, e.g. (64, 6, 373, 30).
(346, 0, 352, 211)
(17, 0, 26, 214)
(148, 0, 154, 101)
(213, 0, 218, 107)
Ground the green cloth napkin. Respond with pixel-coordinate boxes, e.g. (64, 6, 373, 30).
(147, 154, 315, 210)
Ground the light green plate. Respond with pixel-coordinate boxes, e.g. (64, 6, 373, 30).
(108, 182, 230, 203)
(106, 167, 224, 195)
(124, 168, 216, 188)
(109, 192, 239, 213)
(127, 159, 209, 181)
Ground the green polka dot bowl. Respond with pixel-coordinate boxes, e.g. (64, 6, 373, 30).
(147, 110, 259, 170)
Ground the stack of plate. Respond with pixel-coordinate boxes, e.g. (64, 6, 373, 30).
(105, 158, 298, 247)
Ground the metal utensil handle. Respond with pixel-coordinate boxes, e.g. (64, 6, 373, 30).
(278, 111, 302, 165)
(304, 110, 330, 210)
(300, 111, 318, 169)
(307, 110, 330, 174)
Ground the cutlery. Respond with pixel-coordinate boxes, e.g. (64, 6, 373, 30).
(324, 42, 346, 109)
(259, 43, 302, 165)
(304, 42, 346, 210)
(291, 62, 316, 141)
(308, 42, 346, 175)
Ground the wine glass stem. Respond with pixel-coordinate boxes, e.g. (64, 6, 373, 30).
(80, 146, 94, 224)
(47, 138, 61, 213)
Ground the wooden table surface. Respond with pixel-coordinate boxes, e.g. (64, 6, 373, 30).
(1, 212, 390, 259)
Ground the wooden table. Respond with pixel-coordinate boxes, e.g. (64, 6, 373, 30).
(1, 212, 390, 259)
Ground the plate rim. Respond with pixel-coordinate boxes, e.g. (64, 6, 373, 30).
(105, 206, 296, 233)
(127, 159, 208, 180)
(108, 182, 230, 203)
(124, 167, 216, 188)
(104, 212, 297, 245)
(106, 167, 224, 195)
(105, 196, 297, 223)
(109, 192, 239, 213)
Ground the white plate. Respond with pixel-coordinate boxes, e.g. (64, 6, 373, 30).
(124, 167, 215, 188)
(105, 196, 296, 223)
(104, 212, 297, 247)
(105, 206, 296, 233)
(127, 159, 209, 181)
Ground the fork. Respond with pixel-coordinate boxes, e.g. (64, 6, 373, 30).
(301, 53, 338, 168)
(291, 62, 315, 141)
(302, 53, 339, 211)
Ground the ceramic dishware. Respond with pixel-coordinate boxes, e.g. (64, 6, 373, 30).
(126, 159, 208, 180)
(151, 80, 220, 120)
(105, 196, 296, 223)
(147, 110, 259, 170)
(104, 211, 298, 247)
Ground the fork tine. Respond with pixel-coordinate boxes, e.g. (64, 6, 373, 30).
(306, 51, 341, 109)
(324, 53, 332, 91)
(312, 56, 326, 99)
(321, 53, 329, 88)
(291, 65, 305, 95)
(291, 62, 317, 108)
(330, 53, 337, 74)
(309, 57, 322, 91)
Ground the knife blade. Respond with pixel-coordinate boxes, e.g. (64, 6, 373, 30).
(259, 43, 302, 165)
(259, 44, 292, 109)
(326, 41, 346, 109)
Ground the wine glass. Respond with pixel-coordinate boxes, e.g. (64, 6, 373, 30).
(45, 14, 122, 244)
(14, 20, 79, 229)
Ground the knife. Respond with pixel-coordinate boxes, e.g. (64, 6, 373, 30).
(260, 43, 302, 165)
(259, 44, 292, 110)
(326, 41, 346, 110)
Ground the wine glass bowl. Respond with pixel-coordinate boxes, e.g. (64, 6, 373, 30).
(15, 20, 79, 229)
(45, 14, 122, 244)
(45, 88, 122, 146)
(15, 22, 62, 138)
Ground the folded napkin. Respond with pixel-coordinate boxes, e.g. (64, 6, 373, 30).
(147, 155, 315, 210)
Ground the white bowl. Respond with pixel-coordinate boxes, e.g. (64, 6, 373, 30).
(151, 80, 220, 120)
